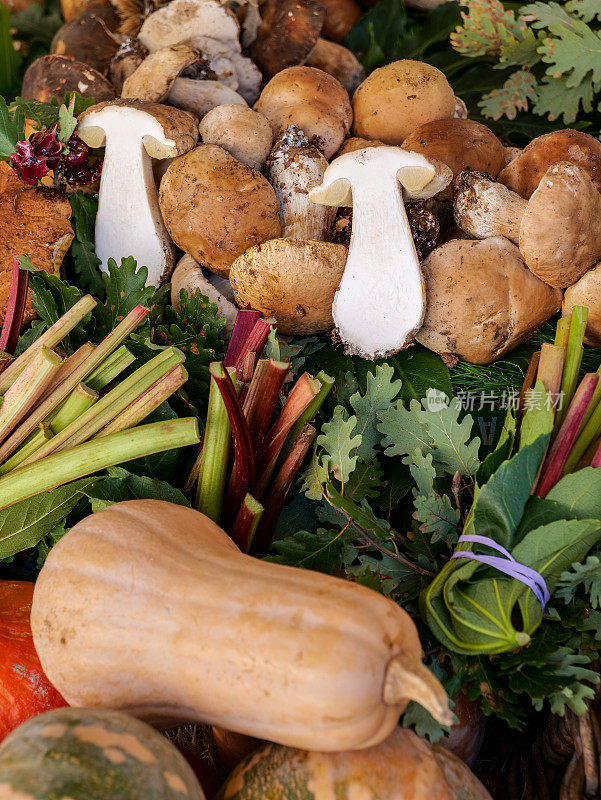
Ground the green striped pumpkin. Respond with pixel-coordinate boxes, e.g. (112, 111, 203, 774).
(216, 727, 492, 800)
(0, 707, 206, 800)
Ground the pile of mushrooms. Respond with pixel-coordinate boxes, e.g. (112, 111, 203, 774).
(26, 0, 601, 363)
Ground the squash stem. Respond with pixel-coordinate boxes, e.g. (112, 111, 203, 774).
(383, 653, 452, 726)
(0, 418, 200, 511)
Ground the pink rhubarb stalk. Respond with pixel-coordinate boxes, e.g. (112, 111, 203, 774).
(0, 258, 29, 356)
(223, 309, 262, 368)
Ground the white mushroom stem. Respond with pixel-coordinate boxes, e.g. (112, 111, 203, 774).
(171, 254, 237, 334)
(267, 125, 334, 240)
(309, 146, 442, 358)
(78, 106, 181, 285)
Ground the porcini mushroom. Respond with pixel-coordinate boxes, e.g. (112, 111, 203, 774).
(309, 146, 451, 358)
(77, 99, 198, 285)
(167, 78, 247, 119)
(416, 237, 563, 365)
(352, 60, 456, 145)
(171, 254, 238, 334)
(402, 118, 505, 199)
(320, 0, 362, 42)
(336, 136, 385, 156)
(249, 0, 325, 78)
(61, 0, 109, 23)
(199, 104, 273, 171)
(109, 38, 148, 93)
(230, 239, 348, 335)
(563, 265, 601, 346)
(254, 66, 352, 159)
(454, 163, 601, 288)
(304, 38, 366, 95)
(122, 41, 203, 102)
(50, 7, 121, 76)
(267, 125, 335, 241)
(21, 55, 115, 103)
(138, 0, 241, 54)
(158, 144, 281, 276)
(498, 129, 601, 198)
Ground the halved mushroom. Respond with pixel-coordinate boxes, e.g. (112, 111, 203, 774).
(249, 0, 325, 78)
(498, 129, 601, 199)
(51, 7, 121, 76)
(199, 104, 273, 171)
(304, 38, 366, 95)
(171, 254, 238, 334)
(336, 136, 385, 157)
(122, 41, 204, 102)
(267, 125, 335, 241)
(254, 66, 352, 159)
(21, 55, 115, 103)
(78, 99, 199, 285)
(309, 146, 451, 358)
(138, 0, 241, 53)
(402, 118, 505, 200)
(416, 237, 562, 365)
(454, 163, 601, 288)
(229, 239, 348, 335)
(158, 144, 281, 276)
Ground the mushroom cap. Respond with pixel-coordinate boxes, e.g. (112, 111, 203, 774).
(50, 7, 120, 75)
(122, 41, 202, 103)
(138, 0, 241, 53)
(109, 38, 148, 93)
(199, 104, 273, 171)
(336, 136, 385, 157)
(498, 129, 601, 199)
(351, 60, 455, 145)
(402, 118, 505, 199)
(563, 263, 601, 346)
(320, 0, 362, 42)
(78, 99, 199, 157)
(519, 161, 601, 288)
(158, 144, 281, 276)
(21, 55, 115, 103)
(304, 38, 366, 95)
(254, 66, 352, 159)
(416, 237, 563, 365)
(249, 0, 325, 78)
(229, 239, 348, 334)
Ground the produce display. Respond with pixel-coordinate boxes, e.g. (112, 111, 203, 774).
(1, 0, 601, 799)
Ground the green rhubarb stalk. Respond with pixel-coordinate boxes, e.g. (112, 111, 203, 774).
(230, 493, 264, 552)
(0, 295, 96, 394)
(0, 426, 53, 475)
(0, 305, 150, 464)
(22, 348, 184, 464)
(49, 383, 98, 434)
(96, 364, 187, 437)
(0, 418, 199, 511)
(536, 344, 565, 411)
(196, 373, 232, 522)
(281, 370, 334, 460)
(0, 347, 63, 443)
(554, 306, 588, 436)
(555, 316, 571, 348)
(579, 363, 601, 432)
(85, 345, 135, 391)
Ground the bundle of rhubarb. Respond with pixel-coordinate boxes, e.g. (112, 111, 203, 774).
(0, 259, 199, 560)
(190, 308, 333, 552)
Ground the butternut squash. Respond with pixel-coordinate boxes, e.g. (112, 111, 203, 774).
(31, 500, 451, 752)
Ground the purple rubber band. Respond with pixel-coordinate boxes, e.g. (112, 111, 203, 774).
(451, 533, 550, 610)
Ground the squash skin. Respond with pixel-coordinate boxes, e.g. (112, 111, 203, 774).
(215, 727, 492, 800)
(31, 500, 449, 752)
(0, 581, 66, 742)
(0, 707, 206, 800)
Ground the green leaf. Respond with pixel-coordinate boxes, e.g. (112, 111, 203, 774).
(533, 73, 596, 123)
(387, 347, 452, 405)
(531, 648, 599, 716)
(58, 99, 77, 142)
(349, 364, 402, 460)
(35, 521, 68, 569)
(84, 466, 190, 511)
(478, 69, 539, 120)
(270, 528, 348, 572)
(395, 1, 462, 60)
(420, 391, 481, 478)
(566, 0, 601, 23)
(71, 240, 104, 296)
(0, 95, 24, 159)
(345, 459, 385, 501)
(519, 380, 554, 449)
(546, 467, 601, 518)
(0, 5, 21, 97)
(556, 554, 601, 607)
(94, 257, 155, 336)
(69, 190, 98, 244)
(377, 398, 433, 459)
(0, 479, 95, 560)
(317, 406, 361, 486)
(346, 0, 407, 68)
(301, 445, 329, 501)
(450, 0, 524, 57)
(539, 20, 601, 87)
(402, 701, 451, 743)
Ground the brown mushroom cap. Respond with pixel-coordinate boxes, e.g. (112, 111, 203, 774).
(563, 264, 601, 346)
(109, 38, 148, 93)
(335, 136, 385, 157)
(121, 41, 203, 102)
(519, 161, 601, 289)
(498, 129, 601, 199)
(320, 0, 363, 42)
(249, 0, 325, 78)
(199, 104, 273, 171)
(51, 7, 120, 75)
(21, 55, 116, 103)
(229, 239, 347, 334)
(402, 118, 505, 199)
(158, 144, 281, 276)
(416, 237, 562, 365)
(254, 66, 352, 159)
(352, 60, 455, 145)
(304, 38, 366, 95)
(61, 0, 109, 22)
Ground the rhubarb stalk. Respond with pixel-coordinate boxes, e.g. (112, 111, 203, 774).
(243, 359, 289, 449)
(536, 344, 565, 411)
(42, 343, 96, 398)
(282, 370, 334, 459)
(85, 345, 135, 391)
(196, 374, 232, 522)
(0, 426, 53, 475)
(554, 306, 588, 435)
(0, 353, 14, 377)
(234, 317, 275, 377)
(0, 347, 63, 444)
(537, 373, 599, 498)
(0, 418, 200, 511)
(555, 316, 571, 349)
(517, 350, 540, 425)
(224, 309, 262, 367)
(0, 258, 29, 355)
(49, 384, 98, 434)
(591, 439, 601, 468)
(230, 493, 263, 552)
(562, 377, 601, 475)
